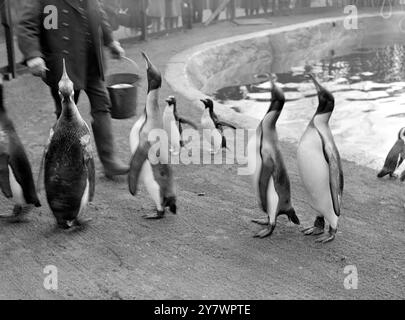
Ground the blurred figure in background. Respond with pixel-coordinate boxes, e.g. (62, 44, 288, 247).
(165, 0, 182, 29)
(192, 0, 204, 23)
(181, 0, 193, 28)
(261, 0, 269, 14)
(121, 0, 144, 34)
(243, 0, 261, 15)
(148, 0, 165, 32)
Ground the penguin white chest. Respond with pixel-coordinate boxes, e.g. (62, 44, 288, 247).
(297, 127, 333, 212)
(163, 108, 176, 132)
(163, 108, 180, 153)
(201, 109, 216, 129)
(8, 165, 25, 205)
(129, 115, 146, 154)
(247, 130, 262, 189)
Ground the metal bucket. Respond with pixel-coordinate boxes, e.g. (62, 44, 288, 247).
(106, 57, 141, 119)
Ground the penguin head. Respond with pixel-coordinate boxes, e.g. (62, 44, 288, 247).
(269, 74, 285, 113)
(200, 98, 214, 111)
(141, 51, 162, 93)
(398, 127, 405, 141)
(58, 59, 74, 101)
(307, 74, 334, 114)
(165, 96, 177, 108)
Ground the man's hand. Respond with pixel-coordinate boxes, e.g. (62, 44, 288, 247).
(27, 57, 48, 78)
(109, 41, 125, 59)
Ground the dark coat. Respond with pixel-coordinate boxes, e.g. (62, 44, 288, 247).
(18, 0, 114, 89)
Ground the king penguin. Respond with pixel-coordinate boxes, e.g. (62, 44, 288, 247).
(43, 59, 95, 229)
(163, 95, 198, 155)
(128, 52, 177, 219)
(377, 127, 405, 179)
(248, 74, 299, 238)
(0, 76, 41, 219)
(297, 74, 344, 243)
(200, 98, 236, 154)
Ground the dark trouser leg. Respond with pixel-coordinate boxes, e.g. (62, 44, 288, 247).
(84, 77, 129, 178)
(50, 87, 81, 119)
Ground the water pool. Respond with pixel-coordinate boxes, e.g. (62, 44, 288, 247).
(213, 37, 405, 170)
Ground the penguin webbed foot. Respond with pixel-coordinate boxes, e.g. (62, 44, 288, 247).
(58, 217, 91, 231)
(0, 205, 33, 223)
(302, 226, 324, 236)
(302, 216, 324, 235)
(143, 210, 165, 220)
(315, 227, 337, 244)
(254, 224, 275, 239)
(251, 218, 269, 226)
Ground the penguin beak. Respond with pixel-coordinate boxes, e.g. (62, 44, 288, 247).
(58, 58, 74, 97)
(306, 73, 322, 93)
(141, 51, 152, 69)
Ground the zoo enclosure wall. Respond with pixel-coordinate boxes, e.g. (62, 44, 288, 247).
(0, 0, 400, 80)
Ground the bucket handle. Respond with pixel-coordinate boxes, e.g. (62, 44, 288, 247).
(122, 56, 142, 74)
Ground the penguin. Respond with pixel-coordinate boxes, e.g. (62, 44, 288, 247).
(377, 127, 405, 179)
(248, 74, 300, 238)
(43, 59, 95, 229)
(297, 74, 344, 243)
(0, 76, 41, 219)
(163, 95, 198, 155)
(128, 52, 177, 219)
(200, 98, 236, 154)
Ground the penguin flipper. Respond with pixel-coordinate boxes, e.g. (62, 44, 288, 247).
(86, 157, 95, 202)
(216, 121, 237, 130)
(258, 156, 275, 213)
(178, 117, 199, 130)
(9, 142, 41, 207)
(37, 145, 48, 193)
(0, 153, 12, 198)
(37, 127, 54, 193)
(378, 139, 404, 178)
(318, 131, 344, 217)
(128, 143, 150, 195)
(221, 135, 227, 149)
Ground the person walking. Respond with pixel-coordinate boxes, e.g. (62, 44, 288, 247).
(192, 0, 203, 23)
(164, 0, 181, 29)
(147, 0, 165, 32)
(18, 0, 129, 178)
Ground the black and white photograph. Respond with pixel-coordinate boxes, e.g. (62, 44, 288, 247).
(0, 0, 404, 304)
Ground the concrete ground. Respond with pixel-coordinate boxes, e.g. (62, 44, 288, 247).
(0, 10, 404, 299)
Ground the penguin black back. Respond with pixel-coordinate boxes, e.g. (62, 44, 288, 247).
(0, 77, 41, 209)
